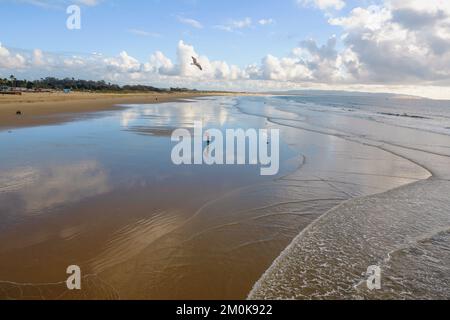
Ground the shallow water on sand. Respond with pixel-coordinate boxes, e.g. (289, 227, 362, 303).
(249, 95, 450, 300)
(0, 96, 436, 299)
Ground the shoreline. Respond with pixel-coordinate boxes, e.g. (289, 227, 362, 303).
(233, 96, 438, 299)
(242, 105, 434, 299)
(0, 91, 245, 130)
(248, 110, 450, 300)
(248, 176, 431, 300)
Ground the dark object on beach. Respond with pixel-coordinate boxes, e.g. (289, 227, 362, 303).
(378, 112, 428, 119)
(16, 110, 22, 115)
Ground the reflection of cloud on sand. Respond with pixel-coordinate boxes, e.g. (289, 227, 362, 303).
(120, 109, 139, 127)
(0, 161, 111, 214)
(120, 99, 234, 133)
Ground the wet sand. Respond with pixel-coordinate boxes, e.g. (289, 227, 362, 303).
(0, 95, 445, 300)
(0, 91, 241, 130)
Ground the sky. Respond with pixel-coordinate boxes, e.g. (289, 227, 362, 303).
(1, 0, 450, 99)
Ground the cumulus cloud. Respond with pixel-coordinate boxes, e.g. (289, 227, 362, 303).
(0, 40, 247, 83)
(260, 54, 312, 81)
(329, 0, 450, 84)
(296, 36, 340, 81)
(144, 40, 246, 80)
(0, 43, 26, 69)
(32, 49, 45, 66)
(104, 51, 141, 73)
(144, 51, 176, 75)
(140, 40, 333, 83)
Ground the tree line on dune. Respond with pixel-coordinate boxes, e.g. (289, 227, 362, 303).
(0, 76, 196, 93)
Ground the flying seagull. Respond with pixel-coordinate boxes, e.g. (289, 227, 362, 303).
(191, 56, 203, 71)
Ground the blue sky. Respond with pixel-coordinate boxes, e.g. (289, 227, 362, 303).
(1, 0, 450, 99)
(0, 0, 349, 64)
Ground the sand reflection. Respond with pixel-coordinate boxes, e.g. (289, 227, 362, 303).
(0, 160, 110, 214)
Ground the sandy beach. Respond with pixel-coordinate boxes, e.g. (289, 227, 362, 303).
(0, 91, 240, 129)
(1, 94, 448, 300)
